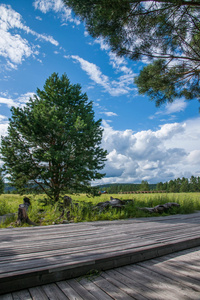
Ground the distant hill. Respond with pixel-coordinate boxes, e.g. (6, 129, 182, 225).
(4, 183, 16, 193)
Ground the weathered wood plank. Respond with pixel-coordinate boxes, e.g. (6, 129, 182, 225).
(123, 263, 200, 300)
(0, 295, 13, 300)
(1, 233, 200, 294)
(0, 234, 149, 261)
(78, 278, 113, 300)
(116, 266, 170, 300)
(0, 239, 161, 275)
(138, 260, 200, 292)
(56, 281, 83, 300)
(1, 213, 199, 241)
(12, 290, 32, 300)
(1, 232, 199, 270)
(103, 269, 148, 300)
(41, 283, 69, 300)
(67, 279, 97, 300)
(29, 287, 49, 300)
(1, 246, 200, 299)
(1, 212, 200, 295)
(154, 253, 200, 272)
(152, 257, 200, 282)
(92, 275, 134, 300)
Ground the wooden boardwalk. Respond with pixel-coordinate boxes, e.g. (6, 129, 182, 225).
(0, 212, 200, 295)
(0, 246, 200, 299)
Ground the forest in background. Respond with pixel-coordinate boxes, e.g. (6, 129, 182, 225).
(97, 176, 200, 194)
(2, 176, 200, 195)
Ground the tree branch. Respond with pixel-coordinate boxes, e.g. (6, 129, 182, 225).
(33, 179, 53, 199)
(136, 0, 200, 7)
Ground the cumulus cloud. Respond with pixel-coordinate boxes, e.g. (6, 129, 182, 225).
(70, 55, 135, 96)
(0, 115, 7, 122)
(33, 0, 80, 25)
(187, 150, 200, 165)
(0, 97, 18, 108)
(0, 4, 58, 68)
(0, 116, 9, 168)
(0, 116, 9, 141)
(0, 92, 35, 109)
(0, 121, 8, 136)
(0, 92, 35, 163)
(17, 92, 35, 104)
(96, 118, 200, 185)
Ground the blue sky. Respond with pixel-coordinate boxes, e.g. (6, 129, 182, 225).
(0, 0, 200, 185)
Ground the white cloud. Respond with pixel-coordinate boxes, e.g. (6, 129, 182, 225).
(0, 117, 9, 168)
(17, 92, 35, 104)
(0, 92, 35, 109)
(82, 36, 137, 97)
(0, 28, 33, 66)
(149, 99, 188, 120)
(102, 112, 118, 117)
(33, 0, 80, 25)
(0, 120, 9, 141)
(0, 115, 7, 122)
(0, 97, 16, 108)
(155, 122, 186, 139)
(94, 37, 135, 76)
(70, 55, 135, 96)
(165, 99, 187, 114)
(84, 30, 89, 37)
(36, 16, 42, 21)
(96, 118, 200, 184)
(94, 37, 110, 51)
(164, 117, 200, 152)
(0, 4, 58, 68)
(0, 93, 34, 160)
(187, 150, 200, 165)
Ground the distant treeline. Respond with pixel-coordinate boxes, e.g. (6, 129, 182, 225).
(3, 176, 200, 194)
(97, 181, 156, 194)
(156, 176, 200, 193)
(97, 176, 200, 194)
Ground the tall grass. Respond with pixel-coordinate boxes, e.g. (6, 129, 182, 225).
(0, 192, 200, 227)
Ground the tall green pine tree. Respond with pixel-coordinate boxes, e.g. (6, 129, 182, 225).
(0, 73, 107, 202)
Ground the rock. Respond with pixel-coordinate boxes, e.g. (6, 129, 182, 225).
(96, 201, 110, 208)
(138, 202, 180, 214)
(163, 202, 180, 209)
(138, 207, 155, 213)
(94, 197, 133, 211)
(154, 205, 165, 213)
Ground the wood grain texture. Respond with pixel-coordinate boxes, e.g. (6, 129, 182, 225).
(0, 247, 200, 299)
(1, 212, 200, 294)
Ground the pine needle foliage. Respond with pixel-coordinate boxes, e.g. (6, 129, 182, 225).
(0, 73, 107, 203)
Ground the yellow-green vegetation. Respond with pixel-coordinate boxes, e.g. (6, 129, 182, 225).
(0, 193, 200, 228)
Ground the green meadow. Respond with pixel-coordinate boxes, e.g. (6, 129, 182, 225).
(0, 192, 200, 228)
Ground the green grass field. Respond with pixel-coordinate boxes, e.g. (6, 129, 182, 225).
(0, 192, 200, 228)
